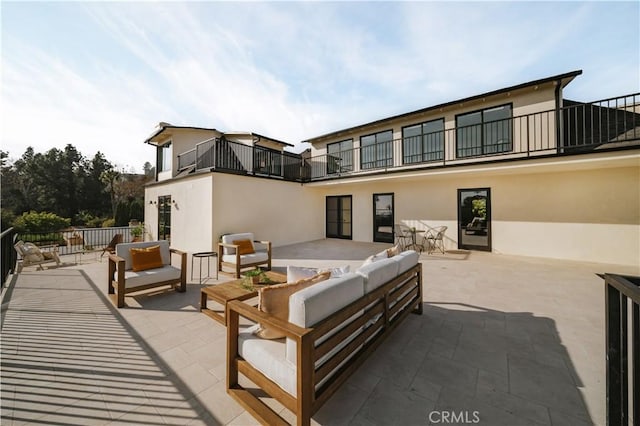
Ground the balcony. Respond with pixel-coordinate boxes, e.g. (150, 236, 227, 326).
(308, 93, 640, 181)
(2, 239, 639, 424)
(177, 137, 306, 181)
(173, 93, 639, 184)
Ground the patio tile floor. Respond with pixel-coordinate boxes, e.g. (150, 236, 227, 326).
(1, 239, 638, 425)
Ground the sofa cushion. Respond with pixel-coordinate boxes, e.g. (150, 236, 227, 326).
(356, 257, 400, 293)
(222, 233, 254, 255)
(238, 325, 296, 396)
(116, 241, 171, 270)
(222, 251, 269, 266)
(286, 273, 365, 364)
(130, 245, 164, 272)
(123, 265, 181, 289)
(391, 250, 419, 274)
(232, 239, 255, 255)
(255, 272, 331, 339)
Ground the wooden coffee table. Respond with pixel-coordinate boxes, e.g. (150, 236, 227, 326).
(200, 271, 287, 326)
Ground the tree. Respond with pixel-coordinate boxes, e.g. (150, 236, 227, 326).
(100, 169, 121, 218)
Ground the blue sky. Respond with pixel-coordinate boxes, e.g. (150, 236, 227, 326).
(2, 1, 638, 172)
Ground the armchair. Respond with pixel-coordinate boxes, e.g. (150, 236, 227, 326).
(14, 240, 61, 272)
(217, 232, 271, 278)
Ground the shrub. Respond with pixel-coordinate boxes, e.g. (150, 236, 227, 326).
(102, 218, 116, 228)
(114, 201, 129, 227)
(13, 211, 70, 233)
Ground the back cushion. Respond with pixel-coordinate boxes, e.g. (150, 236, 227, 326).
(286, 273, 364, 364)
(116, 240, 171, 270)
(356, 257, 400, 293)
(130, 245, 164, 272)
(222, 233, 254, 255)
(391, 250, 419, 274)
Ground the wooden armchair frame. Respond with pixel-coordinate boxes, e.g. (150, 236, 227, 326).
(227, 263, 422, 426)
(218, 240, 272, 278)
(108, 248, 187, 308)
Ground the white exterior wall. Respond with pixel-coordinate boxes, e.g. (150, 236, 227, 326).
(212, 173, 324, 247)
(145, 174, 214, 253)
(311, 154, 640, 267)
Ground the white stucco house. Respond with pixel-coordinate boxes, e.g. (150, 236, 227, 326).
(142, 70, 640, 267)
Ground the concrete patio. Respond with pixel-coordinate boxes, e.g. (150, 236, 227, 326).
(2, 239, 638, 425)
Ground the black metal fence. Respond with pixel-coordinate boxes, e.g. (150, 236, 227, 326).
(1, 227, 18, 287)
(14, 226, 139, 257)
(604, 273, 640, 425)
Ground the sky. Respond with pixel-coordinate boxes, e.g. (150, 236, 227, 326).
(2, 1, 638, 173)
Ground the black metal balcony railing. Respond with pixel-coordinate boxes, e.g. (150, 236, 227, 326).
(1, 227, 18, 288)
(604, 273, 640, 425)
(175, 93, 639, 183)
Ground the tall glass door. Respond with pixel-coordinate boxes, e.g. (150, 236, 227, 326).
(458, 188, 491, 251)
(158, 195, 171, 242)
(326, 196, 352, 239)
(373, 193, 394, 243)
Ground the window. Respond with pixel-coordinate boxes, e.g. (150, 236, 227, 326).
(456, 104, 512, 158)
(360, 130, 393, 169)
(402, 119, 444, 164)
(158, 142, 172, 172)
(327, 139, 353, 174)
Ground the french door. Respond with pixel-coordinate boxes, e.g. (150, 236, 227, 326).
(158, 195, 171, 242)
(373, 193, 394, 243)
(326, 195, 352, 239)
(458, 188, 491, 251)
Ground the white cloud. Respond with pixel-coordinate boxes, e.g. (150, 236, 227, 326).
(1, 1, 638, 170)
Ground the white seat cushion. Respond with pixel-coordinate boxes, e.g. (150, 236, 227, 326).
(238, 325, 296, 396)
(116, 241, 171, 270)
(356, 257, 400, 293)
(222, 251, 269, 265)
(391, 250, 419, 274)
(123, 265, 181, 289)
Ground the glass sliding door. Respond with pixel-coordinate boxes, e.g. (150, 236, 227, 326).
(158, 195, 171, 242)
(458, 188, 491, 251)
(373, 193, 394, 243)
(326, 195, 352, 239)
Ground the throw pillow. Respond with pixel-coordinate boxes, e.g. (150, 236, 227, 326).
(386, 244, 401, 257)
(287, 265, 318, 283)
(232, 239, 255, 255)
(255, 271, 331, 339)
(287, 265, 351, 282)
(130, 245, 164, 272)
(361, 249, 388, 267)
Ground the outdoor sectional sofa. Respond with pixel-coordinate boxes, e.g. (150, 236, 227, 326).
(107, 240, 186, 308)
(226, 249, 422, 426)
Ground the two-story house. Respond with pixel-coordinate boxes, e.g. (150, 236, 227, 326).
(143, 70, 639, 267)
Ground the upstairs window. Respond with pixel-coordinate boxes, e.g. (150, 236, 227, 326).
(327, 139, 353, 174)
(402, 119, 444, 164)
(361, 130, 393, 170)
(456, 104, 512, 158)
(158, 142, 172, 172)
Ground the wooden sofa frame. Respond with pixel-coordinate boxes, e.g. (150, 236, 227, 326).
(108, 248, 187, 308)
(226, 263, 422, 426)
(218, 239, 272, 278)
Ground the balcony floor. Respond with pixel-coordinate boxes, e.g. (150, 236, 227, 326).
(2, 239, 638, 425)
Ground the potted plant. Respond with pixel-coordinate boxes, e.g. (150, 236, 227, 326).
(131, 224, 144, 242)
(243, 268, 264, 284)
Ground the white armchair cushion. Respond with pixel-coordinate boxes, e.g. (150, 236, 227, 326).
(221, 233, 255, 255)
(356, 257, 400, 293)
(116, 241, 171, 270)
(222, 251, 269, 266)
(123, 266, 182, 289)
